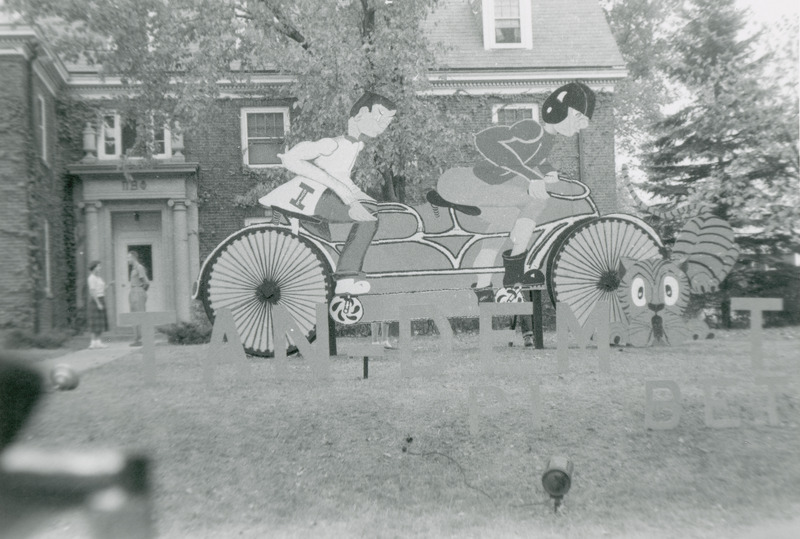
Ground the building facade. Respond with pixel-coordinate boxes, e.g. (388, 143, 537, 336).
(0, 0, 626, 333)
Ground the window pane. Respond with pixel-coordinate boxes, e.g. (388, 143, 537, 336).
(248, 112, 284, 138)
(248, 113, 265, 137)
(122, 121, 137, 155)
(497, 108, 533, 125)
(495, 20, 521, 43)
(154, 129, 166, 155)
(495, 0, 520, 18)
(248, 141, 281, 165)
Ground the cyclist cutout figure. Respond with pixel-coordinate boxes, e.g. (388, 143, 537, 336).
(266, 91, 397, 296)
(437, 81, 596, 298)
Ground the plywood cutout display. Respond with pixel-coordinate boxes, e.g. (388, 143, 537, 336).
(194, 85, 671, 356)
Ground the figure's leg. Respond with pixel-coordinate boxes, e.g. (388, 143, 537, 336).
(509, 218, 536, 256)
(316, 193, 379, 295)
(371, 322, 380, 344)
(334, 219, 379, 294)
(501, 199, 548, 287)
(518, 312, 534, 347)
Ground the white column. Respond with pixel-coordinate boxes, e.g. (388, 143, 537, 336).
(85, 201, 101, 263)
(171, 199, 192, 322)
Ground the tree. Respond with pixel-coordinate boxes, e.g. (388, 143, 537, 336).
(600, 0, 679, 163)
(640, 0, 798, 236)
(637, 0, 799, 326)
(6, 0, 475, 203)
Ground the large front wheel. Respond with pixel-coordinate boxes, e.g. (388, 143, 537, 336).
(549, 217, 662, 329)
(197, 227, 333, 357)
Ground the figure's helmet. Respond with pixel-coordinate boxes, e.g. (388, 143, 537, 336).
(541, 82, 596, 124)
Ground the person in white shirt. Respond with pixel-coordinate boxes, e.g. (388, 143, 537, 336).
(87, 260, 109, 349)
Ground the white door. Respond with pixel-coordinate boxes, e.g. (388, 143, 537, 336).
(115, 234, 165, 318)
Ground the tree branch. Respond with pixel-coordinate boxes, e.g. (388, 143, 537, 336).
(254, 0, 310, 50)
(360, 0, 375, 41)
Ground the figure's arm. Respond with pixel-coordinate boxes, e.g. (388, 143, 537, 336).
(278, 138, 359, 204)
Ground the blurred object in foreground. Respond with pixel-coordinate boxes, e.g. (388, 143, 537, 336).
(0, 447, 154, 538)
(0, 355, 44, 451)
(50, 364, 80, 391)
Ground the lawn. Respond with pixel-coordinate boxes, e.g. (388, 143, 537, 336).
(11, 327, 800, 538)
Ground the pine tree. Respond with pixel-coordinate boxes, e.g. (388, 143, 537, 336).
(641, 0, 798, 236)
(639, 0, 799, 326)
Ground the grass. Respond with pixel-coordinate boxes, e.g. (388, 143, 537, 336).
(12, 327, 800, 538)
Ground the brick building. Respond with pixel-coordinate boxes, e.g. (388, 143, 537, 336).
(0, 0, 626, 333)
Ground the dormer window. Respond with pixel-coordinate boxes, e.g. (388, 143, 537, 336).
(482, 0, 532, 50)
(98, 112, 171, 159)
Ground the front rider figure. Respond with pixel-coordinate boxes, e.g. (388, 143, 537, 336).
(278, 92, 397, 296)
(437, 81, 595, 347)
(438, 81, 595, 295)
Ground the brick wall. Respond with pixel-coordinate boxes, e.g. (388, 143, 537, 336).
(187, 98, 293, 258)
(0, 54, 71, 332)
(29, 75, 70, 331)
(0, 56, 35, 329)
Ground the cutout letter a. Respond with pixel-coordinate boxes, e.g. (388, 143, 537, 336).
(204, 308, 250, 385)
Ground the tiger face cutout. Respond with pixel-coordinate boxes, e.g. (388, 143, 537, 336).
(616, 213, 739, 347)
(618, 258, 693, 346)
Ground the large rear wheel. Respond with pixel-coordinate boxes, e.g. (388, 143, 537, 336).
(197, 227, 333, 357)
(549, 217, 662, 329)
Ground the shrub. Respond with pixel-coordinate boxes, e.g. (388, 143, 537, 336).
(158, 322, 213, 345)
(4, 329, 72, 349)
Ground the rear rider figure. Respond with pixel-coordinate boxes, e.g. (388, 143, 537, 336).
(274, 92, 397, 296)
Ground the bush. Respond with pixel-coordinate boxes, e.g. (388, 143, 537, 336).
(4, 329, 72, 349)
(159, 322, 212, 345)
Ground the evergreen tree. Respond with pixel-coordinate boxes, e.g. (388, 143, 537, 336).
(641, 0, 798, 237)
(639, 0, 799, 326)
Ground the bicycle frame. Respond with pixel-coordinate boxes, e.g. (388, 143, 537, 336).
(195, 193, 601, 300)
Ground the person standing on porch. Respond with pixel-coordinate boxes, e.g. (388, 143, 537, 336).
(87, 260, 109, 349)
(127, 251, 150, 347)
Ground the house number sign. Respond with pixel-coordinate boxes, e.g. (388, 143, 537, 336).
(122, 179, 147, 191)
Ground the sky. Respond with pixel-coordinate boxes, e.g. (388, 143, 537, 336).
(738, 0, 799, 22)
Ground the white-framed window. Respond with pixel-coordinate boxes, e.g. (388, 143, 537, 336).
(241, 107, 290, 167)
(492, 103, 539, 124)
(98, 112, 171, 159)
(481, 0, 532, 49)
(35, 94, 48, 164)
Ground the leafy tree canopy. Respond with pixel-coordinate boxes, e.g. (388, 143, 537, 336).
(5, 0, 475, 203)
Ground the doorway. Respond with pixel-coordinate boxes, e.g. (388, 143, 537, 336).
(113, 211, 165, 321)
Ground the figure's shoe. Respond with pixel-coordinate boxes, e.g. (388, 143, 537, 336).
(130, 341, 142, 347)
(471, 283, 495, 303)
(520, 269, 545, 287)
(335, 277, 370, 296)
(95, 342, 108, 349)
(502, 250, 544, 288)
(523, 334, 534, 348)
